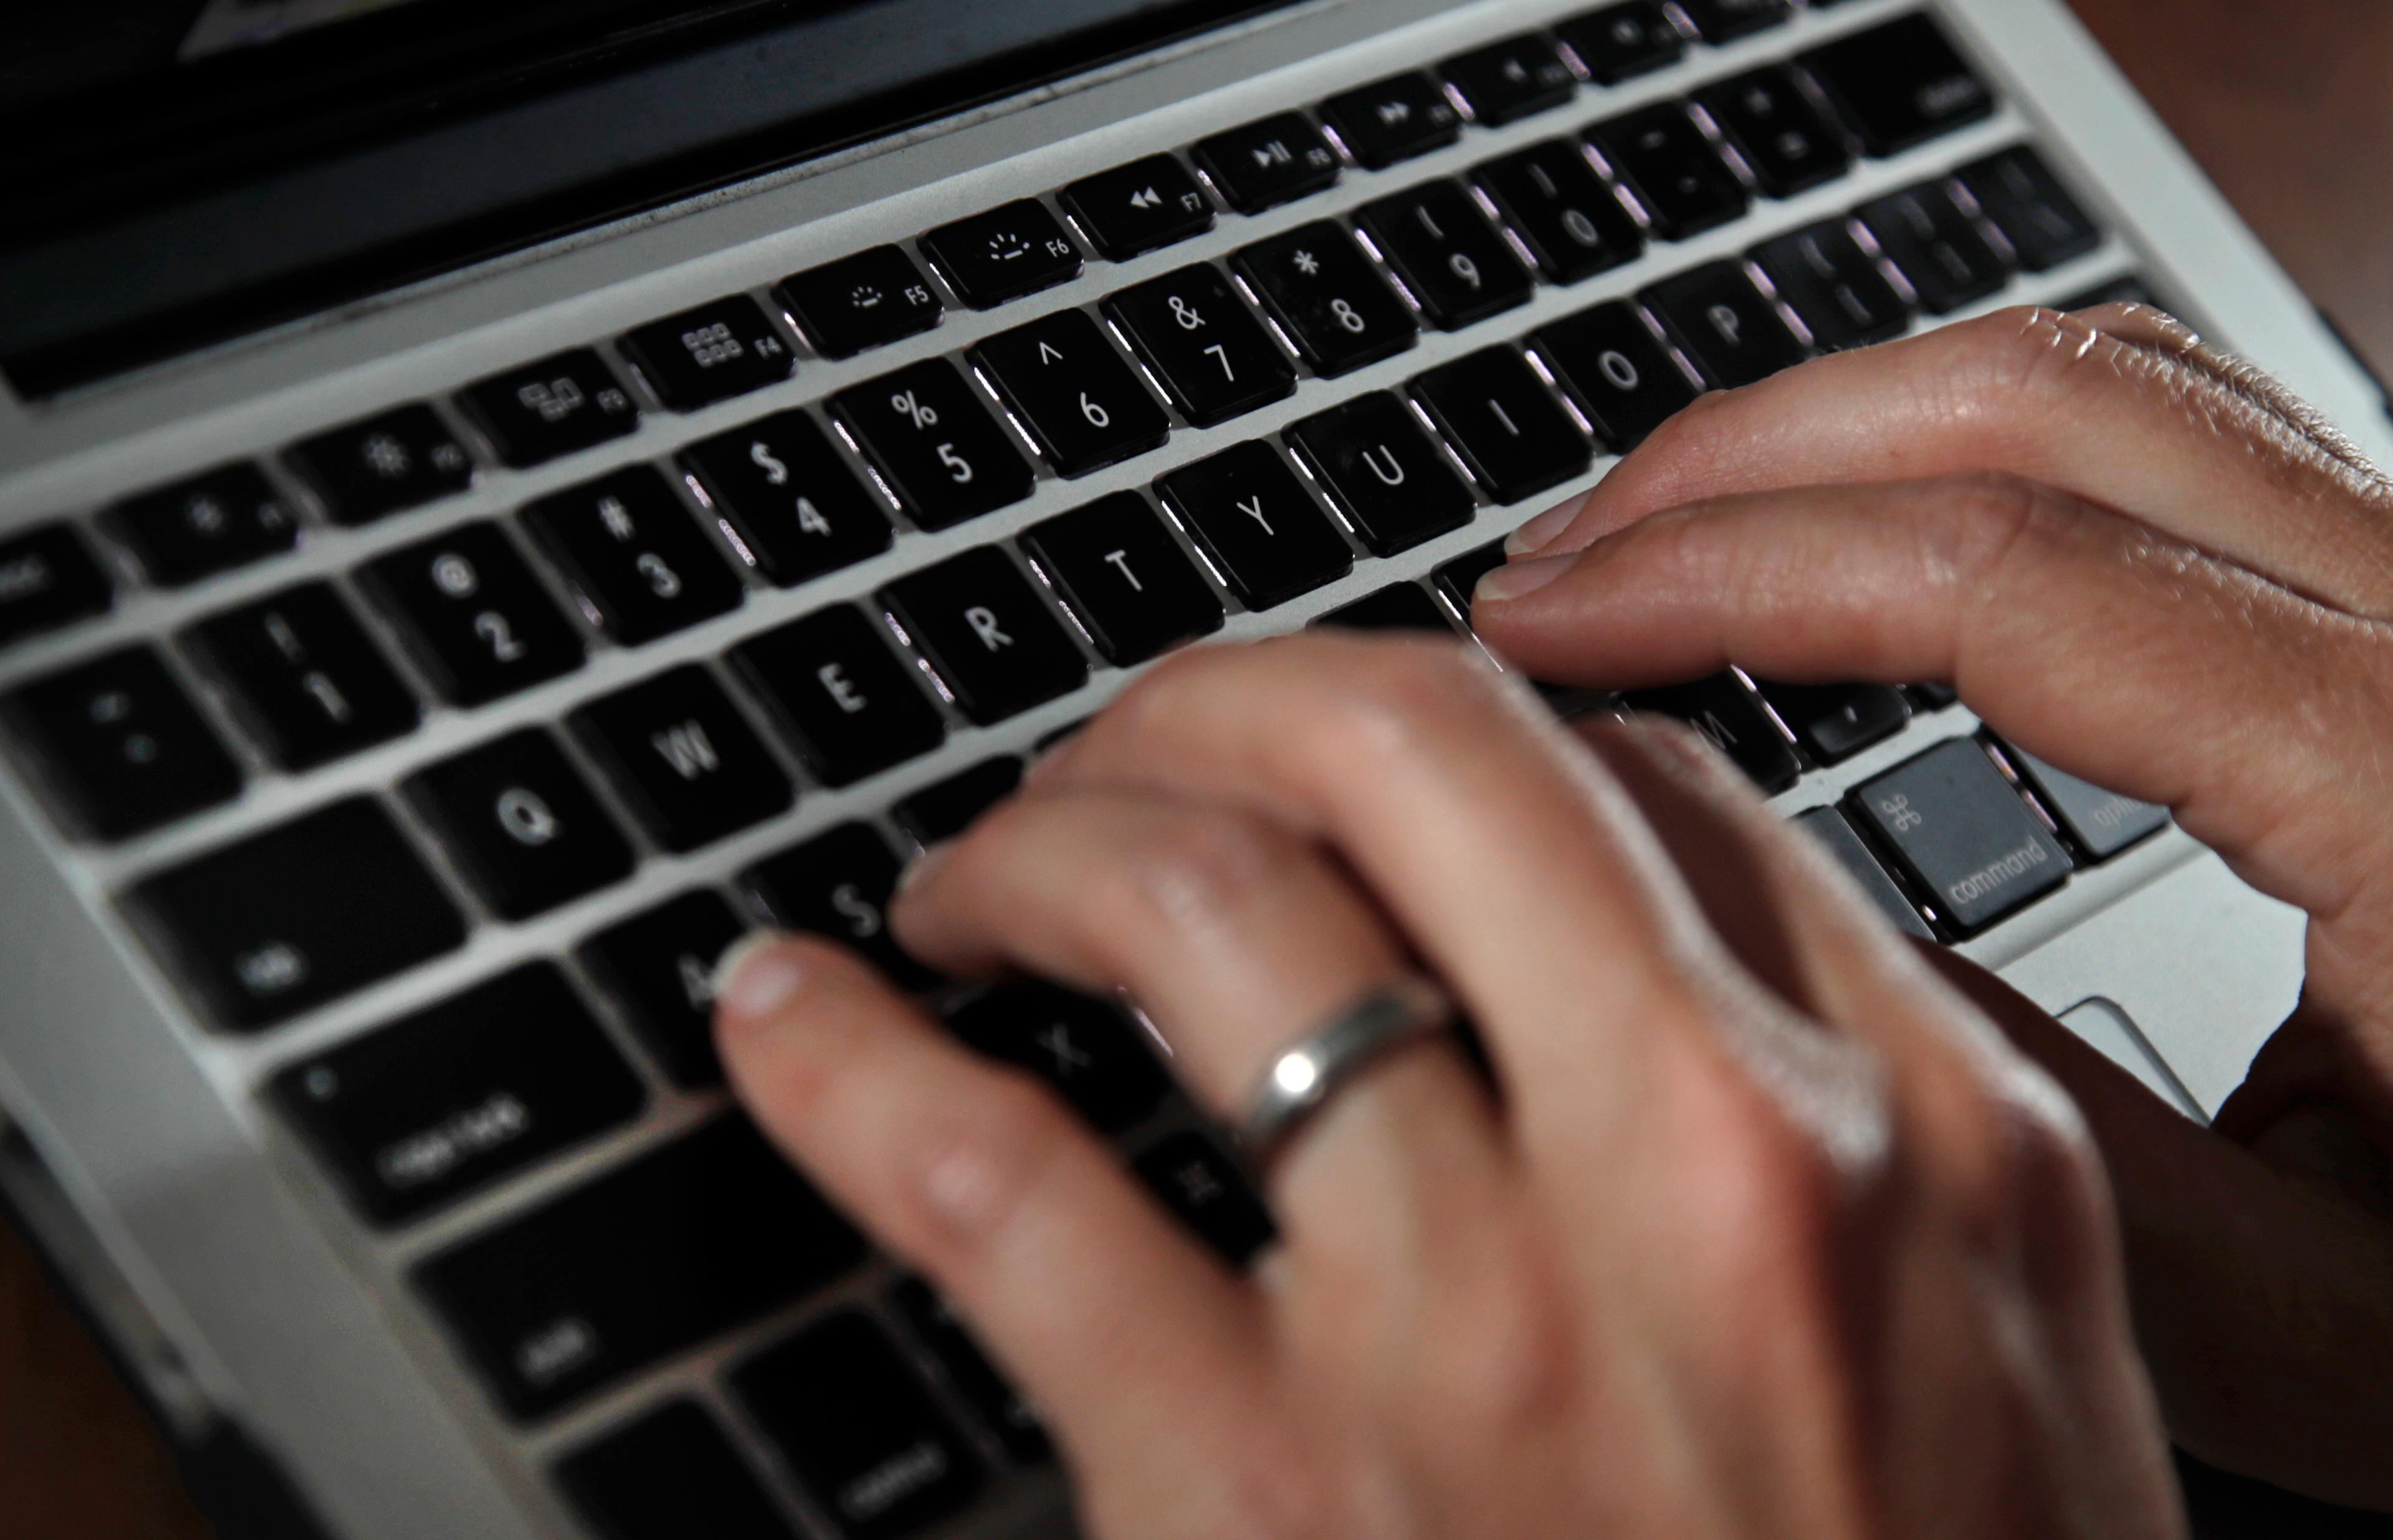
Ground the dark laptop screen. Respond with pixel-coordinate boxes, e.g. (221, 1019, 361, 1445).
(0, 0, 1290, 397)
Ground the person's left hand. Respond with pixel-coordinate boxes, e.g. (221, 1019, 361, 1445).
(714, 634, 2184, 1540)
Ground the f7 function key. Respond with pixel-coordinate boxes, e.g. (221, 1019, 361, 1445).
(1061, 155, 1216, 260)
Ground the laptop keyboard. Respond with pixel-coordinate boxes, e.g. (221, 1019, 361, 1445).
(0, 4, 2187, 1535)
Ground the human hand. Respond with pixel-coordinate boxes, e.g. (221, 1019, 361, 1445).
(1474, 302, 2393, 1510)
(716, 634, 2183, 1540)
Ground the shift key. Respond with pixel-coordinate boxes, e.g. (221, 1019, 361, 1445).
(415, 1117, 863, 1420)
(1849, 738, 2071, 934)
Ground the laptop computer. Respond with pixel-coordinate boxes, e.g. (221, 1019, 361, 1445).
(0, 1, 2376, 1536)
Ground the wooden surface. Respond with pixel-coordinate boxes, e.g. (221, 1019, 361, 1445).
(5, 4, 2392, 1535)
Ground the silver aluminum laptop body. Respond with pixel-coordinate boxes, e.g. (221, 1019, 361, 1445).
(0, 1, 2364, 1536)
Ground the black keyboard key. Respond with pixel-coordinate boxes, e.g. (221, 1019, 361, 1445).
(1908, 682, 1961, 712)
(1555, 2, 1684, 84)
(573, 666, 793, 852)
(1959, 147, 2101, 272)
(1793, 807, 1933, 941)
(1316, 583, 1455, 634)
(1155, 441, 1353, 609)
(1440, 35, 1578, 126)
(2002, 746, 2169, 860)
(3, 646, 241, 840)
(1059, 154, 1216, 260)
(882, 548, 1087, 725)
(1624, 672, 1800, 794)
(919, 200, 1082, 309)
(1284, 392, 1476, 555)
(1530, 301, 1701, 450)
(969, 308, 1171, 477)
(1019, 492, 1225, 665)
(1355, 180, 1536, 331)
(130, 798, 466, 1030)
(831, 359, 1035, 531)
(1411, 347, 1592, 505)
(1473, 141, 1644, 285)
(1643, 262, 1808, 388)
(406, 730, 634, 920)
(1752, 221, 1913, 352)
(732, 1313, 982, 1540)
(889, 1278, 1051, 1464)
(361, 523, 585, 707)
(1859, 182, 2012, 314)
(1232, 223, 1416, 377)
(744, 822, 928, 986)
(457, 348, 639, 467)
(1587, 105, 1749, 241)
(682, 411, 893, 589)
(1190, 113, 1342, 214)
(557, 1402, 798, 1540)
(417, 1117, 864, 1420)
(1695, 66, 1851, 198)
(1103, 265, 1296, 427)
(288, 406, 477, 528)
(1851, 738, 2073, 933)
(1135, 1131, 1277, 1266)
(776, 247, 944, 359)
(579, 891, 750, 1088)
(186, 582, 418, 770)
(731, 606, 947, 787)
(618, 295, 795, 412)
(1674, 0, 1790, 42)
(1801, 14, 1995, 158)
(1754, 680, 1910, 763)
(894, 756, 1025, 845)
(270, 964, 644, 1227)
(0, 523, 112, 644)
(1433, 538, 1508, 628)
(108, 464, 300, 584)
(1318, 74, 1463, 169)
(945, 980, 1170, 1134)
(522, 467, 745, 645)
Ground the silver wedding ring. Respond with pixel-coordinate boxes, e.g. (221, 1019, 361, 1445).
(1241, 977, 1458, 1166)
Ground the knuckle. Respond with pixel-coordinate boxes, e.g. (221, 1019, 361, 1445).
(1914, 470, 2093, 591)
(1113, 805, 1301, 934)
(1299, 640, 1503, 760)
(897, 1069, 1076, 1263)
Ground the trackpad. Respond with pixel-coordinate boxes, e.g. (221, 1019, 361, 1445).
(1997, 851, 2304, 1118)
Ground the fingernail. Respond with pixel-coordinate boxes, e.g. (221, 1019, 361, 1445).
(1504, 493, 1590, 557)
(896, 841, 955, 896)
(714, 932, 808, 1020)
(1474, 554, 1574, 604)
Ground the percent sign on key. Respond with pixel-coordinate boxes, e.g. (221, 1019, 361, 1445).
(892, 389, 939, 429)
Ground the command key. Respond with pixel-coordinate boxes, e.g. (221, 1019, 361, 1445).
(1849, 738, 2072, 935)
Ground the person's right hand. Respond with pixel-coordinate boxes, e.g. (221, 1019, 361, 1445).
(1471, 302, 2393, 1511)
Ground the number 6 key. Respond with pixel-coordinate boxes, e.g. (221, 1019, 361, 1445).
(970, 309, 1172, 477)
